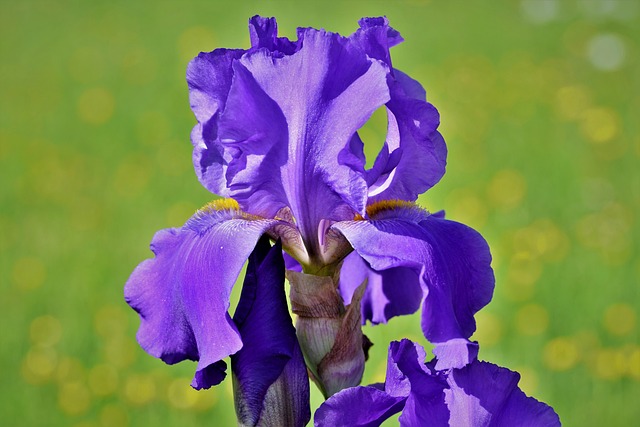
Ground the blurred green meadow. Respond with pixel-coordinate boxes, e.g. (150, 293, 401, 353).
(1, 0, 638, 425)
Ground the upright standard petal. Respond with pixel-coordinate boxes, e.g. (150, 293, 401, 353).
(220, 27, 390, 247)
(232, 238, 310, 427)
(332, 202, 494, 346)
(187, 48, 245, 196)
(351, 17, 447, 202)
(124, 203, 278, 389)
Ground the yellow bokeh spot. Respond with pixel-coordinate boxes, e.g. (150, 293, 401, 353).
(554, 85, 591, 121)
(94, 305, 128, 339)
(628, 348, 640, 380)
(471, 311, 503, 347)
(580, 107, 619, 144)
(88, 364, 119, 397)
(58, 381, 92, 415)
(591, 348, 627, 380)
(12, 257, 46, 290)
(30, 315, 62, 347)
(100, 403, 129, 427)
(124, 374, 156, 406)
(543, 337, 579, 371)
(487, 169, 526, 210)
(515, 304, 549, 336)
(22, 346, 58, 384)
(178, 26, 216, 64)
(513, 220, 570, 263)
(77, 87, 115, 125)
(603, 303, 636, 336)
(167, 378, 199, 409)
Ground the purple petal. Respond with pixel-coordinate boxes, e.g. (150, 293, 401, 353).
(332, 204, 494, 345)
(339, 252, 422, 325)
(432, 339, 480, 371)
(223, 28, 389, 244)
(124, 206, 278, 389)
(350, 17, 447, 202)
(314, 386, 405, 427)
(365, 75, 447, 203)
(232, 238, 310, 427)
(187, 48, 245, 196)
(446, 361, 561, 426)
(248, 15, 298, 54)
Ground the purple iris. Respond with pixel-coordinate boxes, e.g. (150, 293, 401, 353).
(125, 14, 494, 403)
(315, 339, 561, 426)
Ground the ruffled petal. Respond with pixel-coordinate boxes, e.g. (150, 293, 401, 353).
(350, 17, 447, 202)
(222, 27, 389, 244)
(314, 386, 405, 427)
(446, 361, 561, 427)
(231, 238, 310, 427)
(124, 206, 278, 389)
(248, 15, 298, 54)
(187, 48, 245, 196)
(332, 204, 494, 345)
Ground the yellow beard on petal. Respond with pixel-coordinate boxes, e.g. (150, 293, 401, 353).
(355, 199, 427, 220)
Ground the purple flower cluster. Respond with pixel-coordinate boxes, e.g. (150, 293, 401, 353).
(125, 16, 560, 426)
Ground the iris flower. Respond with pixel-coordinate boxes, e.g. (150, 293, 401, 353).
(125, 14, 494, 404)
(315, 339, 561, 426)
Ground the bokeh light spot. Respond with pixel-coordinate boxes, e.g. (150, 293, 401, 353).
(22, 346, 58, 384)
(30, 315, 63, 347)
(520, 0, 559, 24)
(77, 87, 115, 125)
(603, 303, 636, 336)
(515, 304, 549, 336)
(487, 169, 527, 210)
(88, 364, 119, 397)
(446, 188, 488, 229)
(629, 348, 640, 380)
(591, 348, 627, 380)
(124, 374, 156, 406)
(554, 85, 591, 121)
(543, 337, 579, 371)
(580, 107, 619, 144)
(587, 33, 626, 71)
(12, 257, 46, 290)
(58, 382, 92, 415)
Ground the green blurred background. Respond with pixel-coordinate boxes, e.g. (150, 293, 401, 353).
(1, 0, 638, 425)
